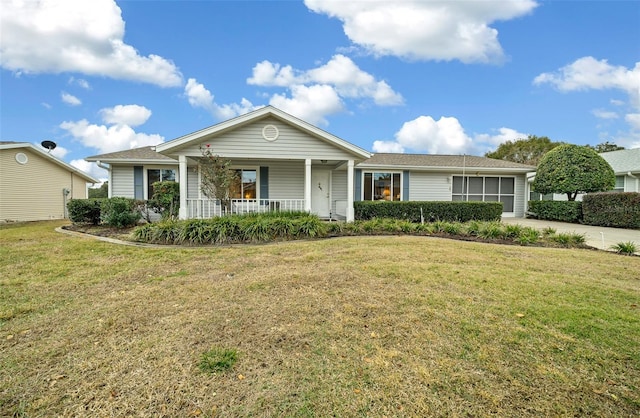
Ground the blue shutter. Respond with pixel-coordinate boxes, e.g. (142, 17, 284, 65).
(133, 166, 143, 199)
(260, 166, 269, 199)
(402, 171, 410, 201)
(354, 169, 362, 201)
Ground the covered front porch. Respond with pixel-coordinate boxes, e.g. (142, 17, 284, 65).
(177, 157, 356, 221)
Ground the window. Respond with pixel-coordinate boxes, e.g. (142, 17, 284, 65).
(614, 176, 625, 192)
(230, 169, 257, 199)
(147, 169, 176, 199)
(529, 191, 554, 201)
(363, 172, 401, 201)
(452, 176, 516, 212)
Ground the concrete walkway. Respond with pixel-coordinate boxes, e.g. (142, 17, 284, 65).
(501, 218, 640, 251)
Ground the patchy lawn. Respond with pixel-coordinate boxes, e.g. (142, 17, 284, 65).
(1, 221, 639, 417)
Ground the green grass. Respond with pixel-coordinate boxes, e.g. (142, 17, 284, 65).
(1, 221, 639, 417)
(198, 347, 239, 373)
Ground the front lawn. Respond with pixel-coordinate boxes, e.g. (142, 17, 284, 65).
(1, 221, 639, 416)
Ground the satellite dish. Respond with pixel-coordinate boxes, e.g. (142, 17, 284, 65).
(41, 140, 57, 152)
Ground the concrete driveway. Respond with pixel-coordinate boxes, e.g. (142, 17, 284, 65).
(501, 218, 640, 251)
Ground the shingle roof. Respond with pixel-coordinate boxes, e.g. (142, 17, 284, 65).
(360, 153, 536, 170)
(599, 148, 640, 174)
(85, 146, 175, 162)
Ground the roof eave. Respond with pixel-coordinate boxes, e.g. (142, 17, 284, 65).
(356, 163, 535, 173)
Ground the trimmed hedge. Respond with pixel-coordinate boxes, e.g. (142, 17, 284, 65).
(353, 201, 503, 222)
(582, 192, 640, 228)
(67, 199, 103, 225)
(527, 200, 582, 223)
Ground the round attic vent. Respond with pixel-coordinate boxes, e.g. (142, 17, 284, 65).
(15, 152, 28, 165)
(262, 124, 279, 142)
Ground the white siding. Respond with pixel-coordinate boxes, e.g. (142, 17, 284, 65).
(331, 170, 347, 215)
(187, 166, 199, 199)
(514, 174, 526, 217)
(408, 172, 451, 201)
(181, 117, 358, 160)
(269, 161, 304, 199)
(111, 165, 134, 198)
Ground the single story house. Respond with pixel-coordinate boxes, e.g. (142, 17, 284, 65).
(600, 148, 640, 193)
(1, 141, 99, 222)
(86, 106, 535, 221)
(528, 147, 640, 202)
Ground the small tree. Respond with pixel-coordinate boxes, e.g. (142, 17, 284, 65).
(148, 181, 180, 220)
(532, 144, 615, 201)
(199, 145, 239, 213)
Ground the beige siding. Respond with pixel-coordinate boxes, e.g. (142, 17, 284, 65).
(408, 172, 451, 201)
(0, 148, 86, 221)
(111, 165, 134, 198)
(181, 117, 358, 160)
(72, 174, 89, 199)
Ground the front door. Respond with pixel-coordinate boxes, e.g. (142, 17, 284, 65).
(311, 170, 331, 218)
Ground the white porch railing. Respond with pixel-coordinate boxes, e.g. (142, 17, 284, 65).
(186, 198, 306, 219)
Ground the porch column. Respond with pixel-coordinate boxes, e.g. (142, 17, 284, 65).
(304, 158, 312, 212)
(347, 159, 354, 222)
(178, 154, 188, 219)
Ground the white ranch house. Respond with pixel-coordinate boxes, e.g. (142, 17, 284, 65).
(86, 107, 536, 221)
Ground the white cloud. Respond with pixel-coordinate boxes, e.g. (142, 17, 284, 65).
(372, 140, 405, 153)
(474, 127, 528, 147)
(99, 104, 152, 127)
(69, 77, 90, 89)
(304, 0, 537, 63)
(61, 92, 81, 106)
(534, 57, 640, 145)
(70, 159, 107, 184)
(247, 61, 299, 87)
(592, 109, 619, 120)
(60, 119, 164, 154)
(184, 78, 259, 120)
(41, 102, 52, 109)
(246, 54, 402, 124)
(269, 84, 344, 125)
(1, 0, 182, 87)
(625, 113, 640, 130)
(372, 115, 527, 155)
(248, 54, 403, 106)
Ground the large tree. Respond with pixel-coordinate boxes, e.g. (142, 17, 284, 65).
(532, 144, 615, 201)
(485, 135, 563, 166)
(586, 141, 625, 153)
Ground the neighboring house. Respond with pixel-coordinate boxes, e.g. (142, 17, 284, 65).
(86, 106, 535, 221)
(600, 148, 640, 193)
(0, 141, 99, 222)
(529, 147, 640, 202)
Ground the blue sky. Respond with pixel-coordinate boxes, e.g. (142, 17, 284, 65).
(1, 0, 639, 183)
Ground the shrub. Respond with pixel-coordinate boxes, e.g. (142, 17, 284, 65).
(100, 197, 141, 228)
(610, 241, 638, 255)
(515, 227, 540, 245)
(582, 192, 640, 228)
(67, 199, 102, 225)
(354, 201, 502, 223)
(528, 200, 583, 223)
(549, 232, 586, 247)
